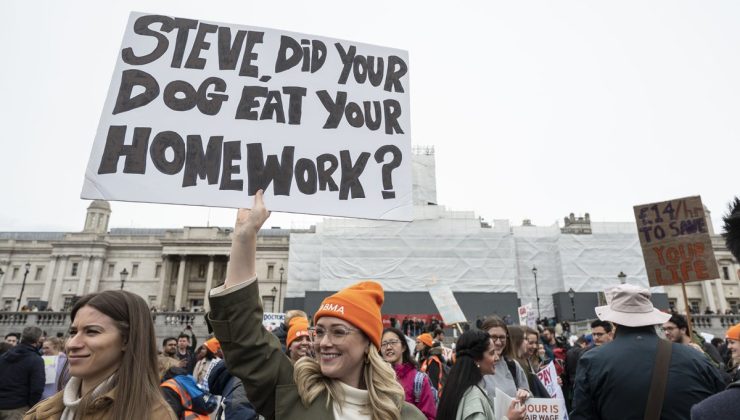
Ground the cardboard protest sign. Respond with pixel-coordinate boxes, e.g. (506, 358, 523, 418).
(536, 362, 569, 420)
(263, 312, 285, 331)
(428, 285, 467, 325)
(633, 196, 719, 287)
(82, 12, 412, 221)
(518, 303, 537, 328)
(494, 388, 564, 420)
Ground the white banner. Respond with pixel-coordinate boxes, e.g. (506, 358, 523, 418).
(494, 388, 564, 420)
(82, 12, 412, 221)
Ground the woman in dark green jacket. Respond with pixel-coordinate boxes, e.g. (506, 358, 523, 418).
(207, 191, 425, 420)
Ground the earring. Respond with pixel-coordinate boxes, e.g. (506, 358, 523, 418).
(476, 363, 480, 368)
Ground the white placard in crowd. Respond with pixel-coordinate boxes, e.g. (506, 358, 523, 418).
(494, 387, 564, 420)
(82, 12, 413, 221)
(42, 355, 59, 385)
(428, 285, 467, 325)
(518, 303, 537, 328)
(536, 361, 569, 420)
(263, 312, 285, 331)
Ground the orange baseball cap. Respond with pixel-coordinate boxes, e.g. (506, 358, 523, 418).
(287, 317, 311, 347)
(314, 281, 384, 349)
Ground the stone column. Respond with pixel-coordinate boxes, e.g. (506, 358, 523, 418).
(51, 257, 68, 311)
(76, 256, 91, 296)
(88, 257, 104, 293)
(41, 257, 58, 302)
(203, 255, 215, 311)
(174, 256, 187, 310)
(156, 255, 170, 309)
(702, 281, 717, 313)
(715, 279, 728, 313)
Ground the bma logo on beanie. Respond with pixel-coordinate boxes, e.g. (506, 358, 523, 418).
(319, 303, 345, 314)
(314, 281, 385, 349)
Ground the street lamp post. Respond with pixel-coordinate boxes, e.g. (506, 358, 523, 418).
(278, 266, 284, 312)
(568, 288, 576, 321)
(119, 268, 129, 291)
(16, 263, 31, 311)
(618, 271, 626, 284)
(532, 266, 541, 321)
(271, 286, 278, 312)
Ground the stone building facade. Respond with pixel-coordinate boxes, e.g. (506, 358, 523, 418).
(0, 201, 295, 313)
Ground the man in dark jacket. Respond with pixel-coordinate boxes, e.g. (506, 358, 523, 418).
(0, 326, 45, 418)
(690, 197, 740, 419)
(571, 284, 725, 420)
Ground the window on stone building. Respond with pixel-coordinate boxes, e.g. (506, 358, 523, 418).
(729, 300, 739, 314)
(668, 299, 677, 313)
(63, 296, 75, 311)
(267, 264, 274, 280)
(148, 296, 157, 308)
(263, 296, 275, 312)
(107, 264, 114, 277)
(689, 299, 701, 314)
(155, 264, 162, 278)
(132, 264, 139, 278)
(71, 263, 79, 277)
(198, 264, 206, 279)
(3, 299, 13, 311)
(722, 266, 730, 281)
(34, 266, 43, 281)
(12, 266, 19, 280)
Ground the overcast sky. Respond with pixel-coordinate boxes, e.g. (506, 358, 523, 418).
(2, 1, 738, 232)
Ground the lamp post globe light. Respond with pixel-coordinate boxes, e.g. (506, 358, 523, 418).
(568, 287, 576, 321)
(119, 268, 129, 291)
(532, 266, 540, 321)
(618, 271, 627, 284)
(16, 262, 31, 311)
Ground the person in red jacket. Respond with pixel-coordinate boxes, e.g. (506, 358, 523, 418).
(381, 328, 437, 420)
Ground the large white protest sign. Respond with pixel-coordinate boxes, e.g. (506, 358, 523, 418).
(518, 303, 537, 329)
(428, 285, 467, 325)
(536, 362, 569, 420)
(494, 388, 564, 420)
(42, 355, 59, 384)
(82, 12, 412, 221)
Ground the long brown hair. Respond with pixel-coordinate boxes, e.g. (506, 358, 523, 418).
(505, 325, 527, 365)
(70, 290, 166, 419)
(480, 316, 512, 354)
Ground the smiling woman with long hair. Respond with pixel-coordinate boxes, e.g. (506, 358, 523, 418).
(436, 330, 524, 420)
(206, 191, 425, 420)
(24, 290, 176, 419)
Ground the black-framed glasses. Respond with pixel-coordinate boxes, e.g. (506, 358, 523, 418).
(381, 339, 401, 348)
(490, 334, 508, 343)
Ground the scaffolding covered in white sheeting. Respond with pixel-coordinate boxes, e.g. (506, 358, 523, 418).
(286, 150, 662, 317)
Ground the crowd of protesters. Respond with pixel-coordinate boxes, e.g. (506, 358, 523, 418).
(0, 194, 738, 419)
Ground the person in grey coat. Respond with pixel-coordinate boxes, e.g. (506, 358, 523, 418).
(570, 284, 725, 420)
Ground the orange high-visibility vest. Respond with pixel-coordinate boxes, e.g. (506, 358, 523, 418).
(161, 379, 211, 420)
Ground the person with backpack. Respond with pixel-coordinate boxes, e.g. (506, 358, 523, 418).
(207, 360, 259, 420)
(417, 333, 447, 397)
(381, 328, 437, 420)
(161, 366, 217, 420)
(507, 325, 550, 398)
(480, 317, 531, 408)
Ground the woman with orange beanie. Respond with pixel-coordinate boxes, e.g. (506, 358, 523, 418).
(207, 191, 425, 420)
(286, 316, 313, 363)
(726, 323, 740, 382)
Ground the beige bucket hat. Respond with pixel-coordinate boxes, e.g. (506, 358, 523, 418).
(595, 284, 670, 327)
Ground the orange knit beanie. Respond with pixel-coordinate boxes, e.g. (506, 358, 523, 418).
(417, 333, 434, 348)
(314, 281, 384, 349)
(726, 323, 740, 341)
(287, 317, 311, 347)
(204, 337, 220, 354)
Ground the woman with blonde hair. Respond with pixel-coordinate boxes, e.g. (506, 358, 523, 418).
(40, 337, 69, 400)
(24, 290, 176, 419)
(207, 191, 425, 419)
